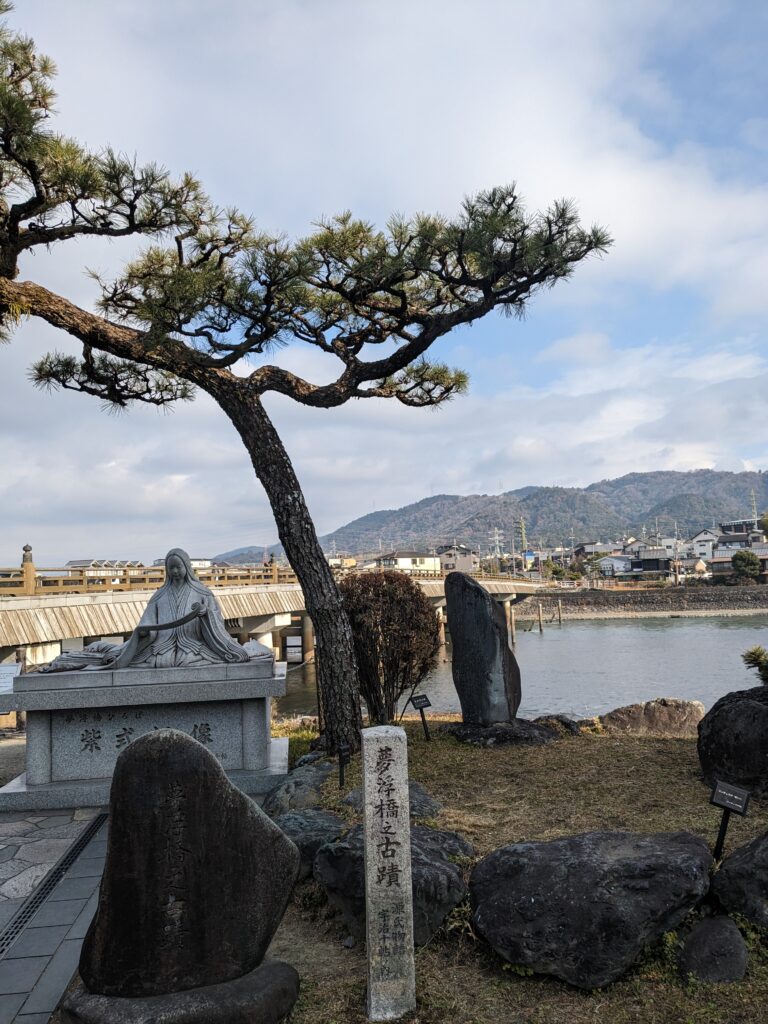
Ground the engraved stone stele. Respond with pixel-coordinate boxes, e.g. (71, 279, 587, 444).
(362, 726, 416, 1021)
(62, 729, 301, 1024)
(445, 571, 521, 726)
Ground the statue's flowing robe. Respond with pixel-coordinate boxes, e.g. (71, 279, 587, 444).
(41, 550, 271, 671)
(114, 579, 251, 667)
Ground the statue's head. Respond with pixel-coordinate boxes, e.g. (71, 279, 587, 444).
(164, 548, 193, 585)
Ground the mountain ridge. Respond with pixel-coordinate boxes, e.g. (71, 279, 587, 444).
(213, 469, 768, 562)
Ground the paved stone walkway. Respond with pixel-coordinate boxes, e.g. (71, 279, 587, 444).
(0, 809, 106, 1023)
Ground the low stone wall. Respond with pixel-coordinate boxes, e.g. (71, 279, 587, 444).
(513, 586, 768, 620)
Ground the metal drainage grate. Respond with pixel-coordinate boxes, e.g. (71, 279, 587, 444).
(0, 811, 108, 958)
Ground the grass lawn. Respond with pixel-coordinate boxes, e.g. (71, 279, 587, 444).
(276, 717, 768, 1024)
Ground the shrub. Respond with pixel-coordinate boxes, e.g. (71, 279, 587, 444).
(732, 549, 761, 579)
(339, 571, 441, 725)
(742, 645, 768, 684)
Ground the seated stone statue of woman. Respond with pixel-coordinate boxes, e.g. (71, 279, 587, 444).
(43, 548, 272, 672)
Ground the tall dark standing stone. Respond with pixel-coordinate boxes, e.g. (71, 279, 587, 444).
(79, 729, 300, 998)
(445, 572, 521, 725)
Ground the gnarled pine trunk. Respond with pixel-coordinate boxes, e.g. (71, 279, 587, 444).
(215, 383, 362, 753)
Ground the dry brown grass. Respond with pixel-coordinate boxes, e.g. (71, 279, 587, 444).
(285, 718, 768, 1024)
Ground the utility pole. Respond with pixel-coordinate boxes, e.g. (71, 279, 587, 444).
(488, 527, 504, 574)
(515, 517, 528, 574)
(751, 488, 759, 529)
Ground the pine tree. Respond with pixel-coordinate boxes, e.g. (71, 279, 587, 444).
(0, 5, 611, 751)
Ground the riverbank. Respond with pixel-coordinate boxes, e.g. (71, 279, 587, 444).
(514, 586, 768, 621)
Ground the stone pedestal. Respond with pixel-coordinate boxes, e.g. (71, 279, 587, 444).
(0, 661, 288, 810)
(62, 962, 299, 1024)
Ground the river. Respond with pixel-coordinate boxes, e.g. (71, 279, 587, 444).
(274, 614, 768, 720)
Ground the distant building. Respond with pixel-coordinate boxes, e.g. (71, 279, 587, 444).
(574, 542, 621, 558)
(597, 555, 632, 577)
(437, 543, 480, 573)
(720, 518, 762, 536)
(65, 559, 146, 584)
(152, 557, 212, 570)
(66, 559, 144, 575)
(372, 551, 441, 574)
(687, 529, 719, 560)
(710, 543, 768, 582)
(630, 547, 672, 575)
(328, 556, 357, 570)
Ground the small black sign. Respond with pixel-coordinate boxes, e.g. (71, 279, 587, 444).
(410, 695, 432, 710)
(337, 742, 351, 765)
(710, 780, 750, 816)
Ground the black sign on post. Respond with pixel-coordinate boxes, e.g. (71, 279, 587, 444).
(710, 780, 750, 860)
(338, 742, 351, 791)
(409, 694, 432, 741)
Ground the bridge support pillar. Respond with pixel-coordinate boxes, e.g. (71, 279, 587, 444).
(503, 600, 516, 647)
(301, 614, 315, 662)
(437, 608, 446, 647)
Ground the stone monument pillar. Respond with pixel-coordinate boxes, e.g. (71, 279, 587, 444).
(362, 726, 416, 1021)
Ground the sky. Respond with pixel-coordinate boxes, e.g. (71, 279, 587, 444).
(2, 0, 768, 563)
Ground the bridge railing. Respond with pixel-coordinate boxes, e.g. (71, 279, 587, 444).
(0, 563, 300, 596)
(0, 560, 544, 597)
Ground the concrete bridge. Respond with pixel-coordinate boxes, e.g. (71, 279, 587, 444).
(0, 572, 544, 667)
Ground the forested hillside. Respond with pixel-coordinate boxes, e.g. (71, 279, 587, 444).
(215, 470, 768, 560)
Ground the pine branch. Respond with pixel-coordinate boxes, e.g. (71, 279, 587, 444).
(31, 348, 194, 409)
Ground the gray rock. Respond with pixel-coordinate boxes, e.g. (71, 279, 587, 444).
(711, 831, 768, 927)
(443, 719, 556, 747)
(698, 687, 768, 796)
(343, 780, 442, 819)
(294, 750, 326, 768)
(61, 961, 300, 1024)
(262, 762, 333, 817)
(314, 825, 474, 945)
(80, 729, 300, 998)
(679, 917, 747, 983)
(272, 809, 347, 880)
(445, 572, 521, 725)
(532, 714, 583, 737)
(470, 831, 712, 989)
(600, 698, 704, 738)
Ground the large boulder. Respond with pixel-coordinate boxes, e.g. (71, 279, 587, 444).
(679, 917, 747, 983)
(711, 831, 768, 927)
(600, 698, 705, 738)
(272, 809, 348, 880)
(262, 762, 333, 817)
(343, 780, 442, 819)
(79, 730, 300, 998)
(445, 572, 521, 725)
(470, 831, 712, 989)
(314, 825, 473, 945)
(698, 687, 768, 796)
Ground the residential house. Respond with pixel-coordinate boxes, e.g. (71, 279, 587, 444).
(372, 551, 441, 575)
(437, 543, 480, 573)
(630, 547, 672, 575)
(573, 542, 621, 558)
(710, 543, 768, 582)
(686, 529, 719, 560)
(597, 555, 633, 577)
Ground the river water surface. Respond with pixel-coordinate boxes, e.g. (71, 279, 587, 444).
(275, 614, 768, 720)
